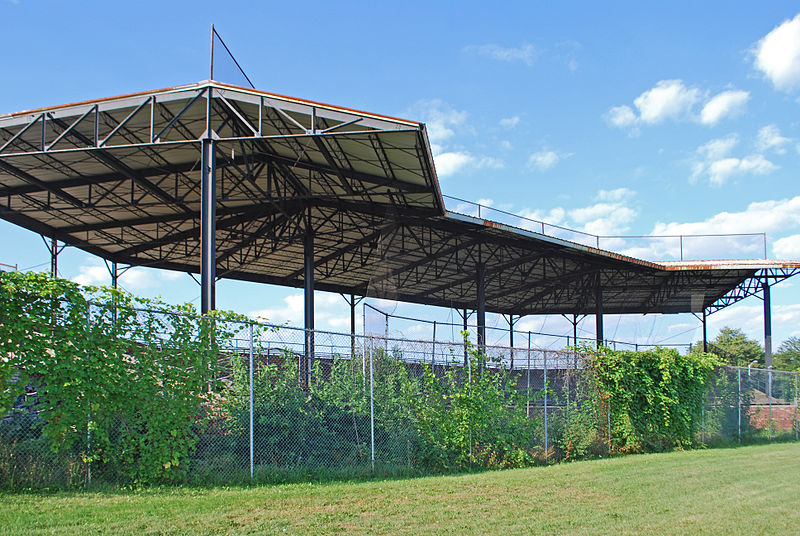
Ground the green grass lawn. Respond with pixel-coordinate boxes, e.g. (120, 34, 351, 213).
(2, 443, 798, 535)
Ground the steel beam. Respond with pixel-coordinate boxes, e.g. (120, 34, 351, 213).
(763, 280, 772, 369)
(477, 263, 486, 353)
(50, 238, 58, 278)
(200, 138, 216, 314)
(595, 276, 604, 348)
(303, 215, 315, 389)
(702, 309, 708, 353)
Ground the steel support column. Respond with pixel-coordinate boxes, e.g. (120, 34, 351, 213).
(50, 238, 58, 278)
(476, 263, 486, 353)
(462, 308, 469, 366)
(702, 309, 708, 353)
(595, 276, 604, 348)
(573, 314, 578, 348)
(763, 280, 772, 369)
(111, 261, 118, 289)
(302, 213, 315, 389)
(200, 138, 216, 314)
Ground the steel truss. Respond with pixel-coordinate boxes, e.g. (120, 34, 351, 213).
(2, 80, 799, 383)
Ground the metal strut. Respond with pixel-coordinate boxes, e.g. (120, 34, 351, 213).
(302, 207, 315, 389)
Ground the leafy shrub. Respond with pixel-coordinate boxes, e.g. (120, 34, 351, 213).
(589, 346, 720, 451)
(0, 271, 245, 486)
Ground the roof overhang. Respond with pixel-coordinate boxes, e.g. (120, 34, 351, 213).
(1, 81, 798, 316)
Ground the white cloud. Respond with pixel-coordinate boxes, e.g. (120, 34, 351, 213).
(250, 292, 347, 328)
(651, 196, 800, 237)
(610, 197, 800, 262)
(596, 187, 635, 202)
(433, 151, 503, 177)
(697, 134, 739, 160)
(410, 99, 468, 144)
(465, 43, 538, 66)
(705, 155, 777, 186)
(476, 156, 504, 169)
(756, 124, 791, 153)
(71, 262, 182, 290)
(634, 79, 702, 124)
(515, 188, 637, 236)
(691, 134, 777, 186)
(569, 203, 637, 235)
(700, 90, 750, 125)
(607, 81, 749, 131)
(517, 207, 566, 226)
(604, 105, 638, 129)
(434, 151, 474, 177)
(774, 234, 800, 259)
(709, 303, 800, 341)
(411, 99, 501, 178)
(499, 116, 520, 129)
(753, 14, 800, 92)
(528, 149, 572, 172)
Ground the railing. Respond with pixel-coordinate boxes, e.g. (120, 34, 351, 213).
(443, 195, 768, 262)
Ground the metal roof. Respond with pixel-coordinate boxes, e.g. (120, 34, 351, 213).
(1, 80, 797, 316)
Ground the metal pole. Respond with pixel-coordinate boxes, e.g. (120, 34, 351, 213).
(303, 218, 315, 389)
(87, 305, 91, 486)
(543, 350, 549, 460)
(573, 314, 578, 349)
(607, 399, 611, 452)
(737, 368, 742, 443)
(463, 308, 468, 366)
(527, 331, 531, 418)
(595, 276, 603, 348)
(111, 261, 118, 289)
(362, 302, 366, 381)
(249, 323, 254, 480)
(768, 370, 773, 440)
(370, 340, 375, 471)
(200, 138, 216, 314)
(384, 312, 388, 356)
(763, 281, 772, 369)
(795, 373, 798, 441)
(702, 309, 708, 353)
(350, 294, 356, 359)
(509, 314, 514, 370)
(477, 263, 486, 354)
(50, 238, 58, 278)
(701, 404, 705, 443)
(432, 320, 437, 367)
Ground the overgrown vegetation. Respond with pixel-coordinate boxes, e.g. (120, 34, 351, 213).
(0, 271, 247, 486)
(0, 271, 788, 490)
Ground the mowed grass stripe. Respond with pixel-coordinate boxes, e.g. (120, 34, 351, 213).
(1, 442, 798, 535)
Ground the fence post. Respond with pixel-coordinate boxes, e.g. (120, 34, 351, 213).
(249, 322, 254, 480)
(362, 303, 366, 388)
(543, 350, 548, 460)
(87, 303, 92, 487)
(527, 332, 531, 418)
(370, 339, 375, 471)
(607, 398, 611, 453)
(432, 321, 437, 368)
(737, 368, 742, 443)
(701, 404, 705, 443)
(468, 346, 472, 459)
(768, 369, 773, 440)
(795, 373, 798, 441)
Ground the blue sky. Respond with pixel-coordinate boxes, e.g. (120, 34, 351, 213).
(2, 1, 800, 351)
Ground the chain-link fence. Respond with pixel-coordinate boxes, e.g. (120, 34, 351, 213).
(2, 307, 798, 489)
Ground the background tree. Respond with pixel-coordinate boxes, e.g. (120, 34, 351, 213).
(691, 327, 764, 366)
(773, 336, 800, 371)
